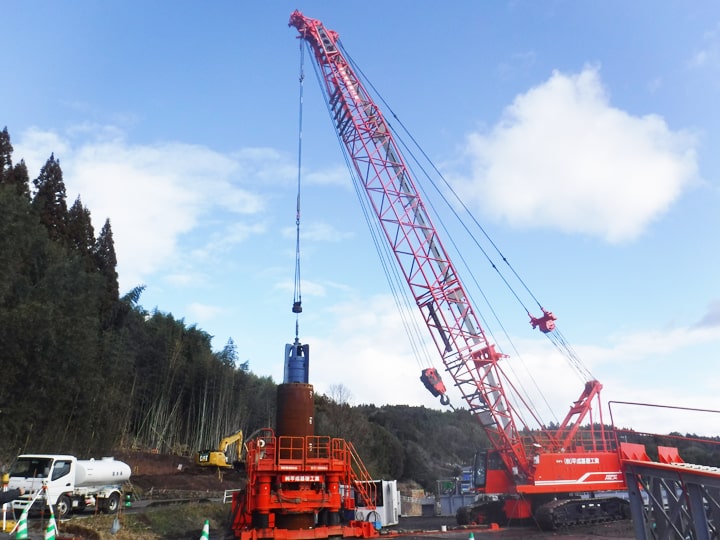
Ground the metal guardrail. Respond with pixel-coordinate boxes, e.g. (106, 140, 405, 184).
(223, 489, 242, 504)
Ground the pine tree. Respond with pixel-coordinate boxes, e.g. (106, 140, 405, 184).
(0, 127, 30, 199)
(8, 160, 31, 199)
(67, 196, 96, 268)
(217, 338, 238, 368)
(0, 127, 12, 177)
(93, 219, 120, 326)
(32, 154, 68, 241)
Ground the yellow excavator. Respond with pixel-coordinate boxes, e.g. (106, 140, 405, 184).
(195, 430, 244, 469)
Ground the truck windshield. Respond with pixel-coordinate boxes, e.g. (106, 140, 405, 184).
(9, 457, 53, 479)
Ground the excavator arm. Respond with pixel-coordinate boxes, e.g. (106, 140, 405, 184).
(218, 430, 244, 463)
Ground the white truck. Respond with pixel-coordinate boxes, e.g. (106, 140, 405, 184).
(8, 454, 131, 519)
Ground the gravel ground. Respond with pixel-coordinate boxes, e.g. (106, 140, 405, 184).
(392, 515, 635, 539)
(0, 513, 635, 539)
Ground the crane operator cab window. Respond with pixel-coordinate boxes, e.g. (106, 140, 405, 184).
(473, 451, 488, 488)
(51, 460, 72, 481)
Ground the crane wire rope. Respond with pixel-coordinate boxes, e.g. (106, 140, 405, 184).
(302, 42, 435, 374)
(341, 46, 596, 384)
(347, 168, 437, 371)
(335, 46, 564, 425)
(337, 46, 600, 429)
(292, 41, 305, 339)
(383, 108, 562, 427)
(396, 140, 563, 425)
(383, 104, 594, 381)
(305, 33, 593, 429)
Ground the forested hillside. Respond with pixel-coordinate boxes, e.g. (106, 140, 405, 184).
(0, 127, 488, 491)
(0, 127, 276, 460)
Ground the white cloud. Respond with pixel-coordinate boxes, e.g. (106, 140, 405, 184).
(307, 294, 440, 408)
(456, 67, 699, 243)
(14, 128, 70, 173)
(697, 299, 720, 328)
(164, 272, 205, 287)
(13, 126, 285, 290)
(689, 22, 720, 70)
(306, 293, 720, 436)
(511, 322, 720, 435)
(281, 221, 354, 243)
(304, 165, 351, 186)
(187, 302, 226, 323)
(192, 221, 268, 262)
(274, 279, 327, 297)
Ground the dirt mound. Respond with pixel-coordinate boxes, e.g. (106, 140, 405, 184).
(115, 451, 245, 495)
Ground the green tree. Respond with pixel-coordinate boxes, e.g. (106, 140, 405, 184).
(67, 197, 95, 262)
(0, 127, 30, 199)
(93, 219, 120, 327)
(217, 338, 238, 368)
(0, 182, 53, 457)
(32, 154, 68, 242)
(0, 127, 11, 174)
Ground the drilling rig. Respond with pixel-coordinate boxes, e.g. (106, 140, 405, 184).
(288, 10, 631, 529)
(230, 338, 382, 540)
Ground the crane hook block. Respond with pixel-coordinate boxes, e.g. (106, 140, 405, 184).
(420, 367, 448, 401)
(529, 309, 557, 333)
(292, 301, 302, 314)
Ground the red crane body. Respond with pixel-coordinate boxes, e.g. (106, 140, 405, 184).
(290, 11, 628, 526)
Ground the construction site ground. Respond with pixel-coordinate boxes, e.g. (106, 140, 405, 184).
(395, 517, 634, 539)
(123, 452, 636, 538)
(0, 452, 635, 539)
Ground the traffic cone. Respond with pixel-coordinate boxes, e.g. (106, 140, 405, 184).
(468, 532, 475, 540)
(200, 519, 210, 540)
(44, 514, 58, 540)
(13, 509, 29, 539)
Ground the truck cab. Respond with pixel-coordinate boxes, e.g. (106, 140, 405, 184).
(9, 455, 75, 514)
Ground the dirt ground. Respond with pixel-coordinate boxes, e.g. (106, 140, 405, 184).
(115, 450, 246, 498)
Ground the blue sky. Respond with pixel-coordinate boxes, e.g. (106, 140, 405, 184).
(4, 1, 720, 435)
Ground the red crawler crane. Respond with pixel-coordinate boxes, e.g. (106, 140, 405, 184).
(289, 11, 629, 528)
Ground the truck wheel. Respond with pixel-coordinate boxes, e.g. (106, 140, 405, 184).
(56, 495, 72, 519)
(103, 493, 121, 514)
